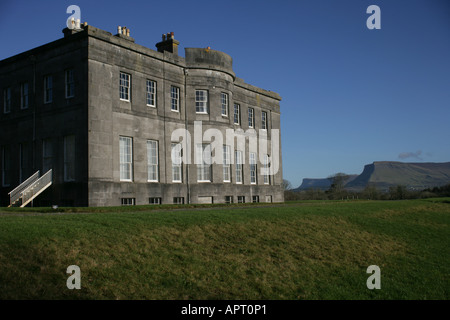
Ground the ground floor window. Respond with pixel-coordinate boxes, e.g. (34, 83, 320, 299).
(225, 196, 233, 204)
(121, 198, 135, 206)
(237, 196, 245, 203)
(252, 195, 259, 203)
(149, 197, 161, 204)
(173, 197, 184, 204)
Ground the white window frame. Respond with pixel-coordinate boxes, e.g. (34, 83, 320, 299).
(119, 72, 131, 101)
(250, 152, 257, 184)
(221, 92, 229, 117)
(44, 75, 53, 103)
(262, 111, 268, 130)
(248, 107, 254, 128)
(235, 150, 243, 184)
(171, 86, 180, 112)
(121, 198, 135, 206)
(195, 90, 208, 114)
(263, 154, 270, 185)
(234, 103, 240, 125)
(64, 135, 76, 182)
(171, 142, 182, 182)
(149, 197, 162, 205)
(147, 140, 159, 182)
(196, 143, 212, 182)
(119, 136, 133, 181)
(173, 197, 184, 204)
(223, 145, 231, 182)
(65, 69, 75, 99)
(146, 80, 156, 107)
(21, 83, 29, 109)
(3, 87, 11, 114)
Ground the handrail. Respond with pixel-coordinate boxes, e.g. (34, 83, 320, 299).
(20, 169, 52, 208)
(9, 171, 40, 206)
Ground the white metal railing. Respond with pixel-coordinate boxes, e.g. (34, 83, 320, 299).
(20, 169, 53, 208)
(8, 171, 40, 206)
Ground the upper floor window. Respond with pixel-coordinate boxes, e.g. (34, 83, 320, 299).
(119, 72, 130, 101)
(195, 90, 208, 113)
(171, 86, 180, 112)
(262, 111, 268, 130)
(3, 87, 11, 114)
(65, 69, 75, 98)
(44, 75, 53, 103)
(146, 80, 156, 107)
(248, 107, 255, 128)
(21, 83, 29, 109)
(233, 103, 240, 125)
(221, 92, 229, 117)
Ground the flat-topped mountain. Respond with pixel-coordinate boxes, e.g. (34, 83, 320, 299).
(296, 161, 450, 191)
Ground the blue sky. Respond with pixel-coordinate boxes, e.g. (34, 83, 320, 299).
(1, 0, 449, 188)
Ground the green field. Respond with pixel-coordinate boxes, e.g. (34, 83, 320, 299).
(0, 199, 449, 300)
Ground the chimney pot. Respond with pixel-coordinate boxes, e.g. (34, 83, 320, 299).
(118, 26, 122, 34)
(126, 29, 130, 36)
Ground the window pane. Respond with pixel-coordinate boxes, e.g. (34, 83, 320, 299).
(221, 93, 228, 116)
(171, 86, 179, 111)
(197, 143, 211, 181)
(120, 136, 132, 181)
(120, 73, 130, 101)
(223, 145, 231, 182)
(171, 143, 182, 182)
(248, 108, 254, 128)
(234, 104, 240, 124)
(64, 135, 75, 181)
(235, 150, 243, 183)
(250, 152, 257, 184)
(146, 80, 156, 106)
(147, 140, 158, 181)
(196, 90, 208, 113)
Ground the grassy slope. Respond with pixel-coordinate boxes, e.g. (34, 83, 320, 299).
(0, 199, 449, 300)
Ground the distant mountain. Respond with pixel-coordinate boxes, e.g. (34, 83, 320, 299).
(295, 175, 358, 191)
(345, 161, 450, 191)
(295, 161, 450, 192)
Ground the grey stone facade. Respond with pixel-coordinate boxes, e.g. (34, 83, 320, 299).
(0, 24, 283, 207)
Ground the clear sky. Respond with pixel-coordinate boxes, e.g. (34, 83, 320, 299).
(1, 0, 449, 188)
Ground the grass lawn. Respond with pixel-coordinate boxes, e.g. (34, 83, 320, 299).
(0, 199, 448, 299)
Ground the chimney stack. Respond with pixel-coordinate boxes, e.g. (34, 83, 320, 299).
(156, 32, 179, 55)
